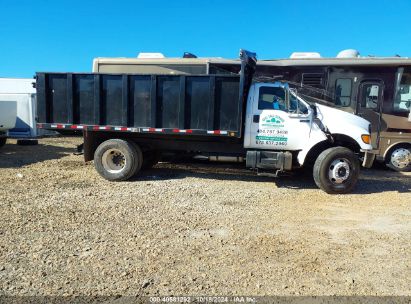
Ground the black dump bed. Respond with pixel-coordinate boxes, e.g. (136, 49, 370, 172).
(36, 50, 256, 139)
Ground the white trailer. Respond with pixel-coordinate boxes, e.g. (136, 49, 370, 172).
(0, 98, 17, 147)
(0, 78, 55, 145)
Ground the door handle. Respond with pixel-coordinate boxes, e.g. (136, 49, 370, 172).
(299, 119, 310, 122)
(253, 115, 260, 123)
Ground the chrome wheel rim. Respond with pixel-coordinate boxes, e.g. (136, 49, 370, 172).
(390, 148, 411, 169)
(328, 158, 350, 184)
(102, 149, 126, 173)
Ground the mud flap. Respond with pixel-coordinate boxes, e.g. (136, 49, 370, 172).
(361, 150, 377, 168)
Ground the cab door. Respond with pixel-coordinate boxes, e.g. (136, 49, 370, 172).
(356, 80, 384, 149)
(244, 83, 312, 151)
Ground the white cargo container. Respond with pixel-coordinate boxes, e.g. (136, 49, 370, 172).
(0, 78, 51, 139)
(0, 98, 17, 147)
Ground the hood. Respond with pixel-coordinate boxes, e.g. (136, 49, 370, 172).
(315, 103, 370, 132)
(314, 103, 372, 150)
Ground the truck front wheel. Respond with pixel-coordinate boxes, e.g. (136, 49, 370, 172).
(313, 147, 359, 194)
(94, 139, 142, 181)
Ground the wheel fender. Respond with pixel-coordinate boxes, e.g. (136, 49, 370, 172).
(383, 141, 411, 160)
(297, 139, 329, 166)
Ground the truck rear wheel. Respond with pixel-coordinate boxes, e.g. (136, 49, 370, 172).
(313, 147, 359, 194)
(94, 139, 142, 181)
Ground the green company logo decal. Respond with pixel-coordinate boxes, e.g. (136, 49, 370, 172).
(261, 115, 285, 127)
(256, 136, 288, 142)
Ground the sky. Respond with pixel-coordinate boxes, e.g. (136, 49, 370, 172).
(1, 0, 411, 78)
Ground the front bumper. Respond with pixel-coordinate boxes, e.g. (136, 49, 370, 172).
(361, 149, 377, 168)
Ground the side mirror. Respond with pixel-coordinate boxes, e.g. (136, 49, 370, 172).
(310, 104, 317, 117)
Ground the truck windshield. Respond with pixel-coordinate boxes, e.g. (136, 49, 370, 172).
(394, 67, 411, 114)
(290, 93, 309, 114)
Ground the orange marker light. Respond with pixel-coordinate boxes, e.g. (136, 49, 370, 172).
(361, 134, 371, 144)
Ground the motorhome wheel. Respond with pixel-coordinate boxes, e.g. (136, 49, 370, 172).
(386, 146, 411, 172)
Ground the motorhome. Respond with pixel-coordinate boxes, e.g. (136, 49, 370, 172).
(92, 50, 411, 171)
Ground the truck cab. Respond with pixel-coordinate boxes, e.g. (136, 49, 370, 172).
(243, 80, 374, 193)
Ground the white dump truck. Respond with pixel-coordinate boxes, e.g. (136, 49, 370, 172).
(36, 50, 375, 193)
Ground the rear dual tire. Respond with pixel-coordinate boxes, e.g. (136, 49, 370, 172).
(94, 139, 142, 181)
(313, 147, 359, 194)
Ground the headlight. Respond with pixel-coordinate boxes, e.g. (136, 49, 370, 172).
(361, 134, 371, 144)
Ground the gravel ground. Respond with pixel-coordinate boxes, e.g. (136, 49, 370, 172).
(0, 137, 410, 297)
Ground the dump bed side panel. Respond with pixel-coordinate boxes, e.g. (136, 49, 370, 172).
(36, 73, 241, 137)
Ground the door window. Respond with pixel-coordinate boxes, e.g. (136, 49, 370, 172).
(258, 86, 308, 114)
(360, 83, 380, 110)
(258, 86, 286, 110)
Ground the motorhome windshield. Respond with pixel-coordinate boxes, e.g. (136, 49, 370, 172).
(394, 67, 411, 115)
